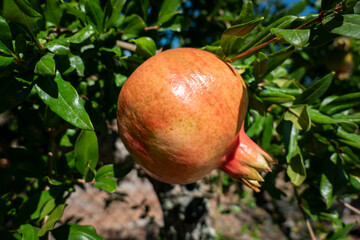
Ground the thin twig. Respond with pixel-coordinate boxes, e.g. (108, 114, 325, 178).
(116, 40, 137, 52)
(144, 25, 159, 31)
(340, 200, 360, 215)
(229, 4, 343, 62)
(294, 186, 317, 240)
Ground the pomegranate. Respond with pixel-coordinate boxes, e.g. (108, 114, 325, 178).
(117, 48, 275, 191)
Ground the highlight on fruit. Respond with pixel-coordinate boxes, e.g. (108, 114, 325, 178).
(117, 48, 276, 191)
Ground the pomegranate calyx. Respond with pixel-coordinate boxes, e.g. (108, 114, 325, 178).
(220, 124, 276, 192)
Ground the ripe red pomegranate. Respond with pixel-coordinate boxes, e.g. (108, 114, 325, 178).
(117, 48, 275, 191)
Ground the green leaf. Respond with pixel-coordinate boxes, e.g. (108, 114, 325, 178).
(264, 46, 295, 77)
(0, 55, 14, 68)
(67, 24, 95, 43)
(323, 14, 360, 39)
(320, 92, 360, 115)
(65, 3, 87, 23)
(288, 0, 309, 15)
(355, 1, 360, 14)
(85, 0, 104, 32)
(332, 113, 360, 123)
(158, 0, 182, 25)
(103, 0, 126, 30)
(34, 54, 56, 76)
(38, 204, 65, 236)
(2, 0, 40, 34)
(271, 28, 310, 47)
(0, 77, 32, 114)
(287, 147, 306, 186)
(35, 72, 94, 130)
(0, 16, 13, 51)
(252, 52, 268, 80)
(18, 224, 39, 240)
(114, 73, 127, 87)
(326, 222, 357, 240)
(52, 224, 104, 240)
(239, 15, 298, 53)
(45, 39, 70, 55)
(13, 0, 42, 17)
(259, 92, 295, 104)
(236, 1, 254, 23)
(75, 130, 99, 179)
(321, 0, 342, 10)
(44, 0, 63, 27)
(94, 163, 132, 192)
(284, 105, 311, 131)
(38, 198, 56, 221)
(265, 86, 302, 96)
(294, 72, 334, 104)
(320, 173, 335, 207)
(130, 37, 156, 58)
(120, 14, 146, 39)
(221, 17, 263, 56)
(336, 128, 360, 148)
(28, 191, 52, 220)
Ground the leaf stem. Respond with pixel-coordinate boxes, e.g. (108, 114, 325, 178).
(229, 4, 343, 62)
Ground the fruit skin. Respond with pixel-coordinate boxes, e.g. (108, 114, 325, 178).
(117, 48, 274, 190)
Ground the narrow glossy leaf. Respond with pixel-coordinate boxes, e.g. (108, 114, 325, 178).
(35, 72, 94, 130)
(96, 163, 132, 179)
(337, 128, 360, 148)
(120, 14, 146, 39)
(34, 54, 56, 76)
(259, 92, 295, 103)
(265, 86, 302, 96)
(332, 113, 360, 123)
(158, 0, 182, 25)
(221, 17, 263, 56)
(284, 121, 299, 158)
(309, 108, 344, 124)
(38, 204, 65, 236)
(94, 176, 117, 193)
(75, 130, 99, 178)
(130, 37, 156, 58)
(44, 0, 63, 26)
(18, 224, 39, 240)
(236, 1, 254, 23)
(52, 224, 104, 240)
(355, 1, 360, 14)
(320, 173, 335, 207)
(0, 41, 13, 56)
(65, 3, 87, 23)
(29, 191, 52, 220)
(271, 28, 310, 47)
(0, 77, 32, 113)
(13, 0, 42, 17)
(0, 16, 13, 51)
(284, 105, 311, 131)
(264, 46, 295, 77)
(288, 0, 309, 15)
(38, 198, 56, 221)
(239, 15, 298, 53)
(85, 0, 104, 32)
(323, 14, 360, 39)
(294, 72, 334, 104)
(321, 0, 342, 10)
(252, 52, 268, 79)
(67, 25, 95, 43)
(0, 56, 14, 68)
(45, 39, 70, 55)
(287, 147, 306, 186)
(3, 0, 40, 34)
(103, 0, 126, 29)
(69, 54, 85, 76)
(320, 92, 360, 115)
(326, 222, 357, 240)
(46, 177, 62, 186)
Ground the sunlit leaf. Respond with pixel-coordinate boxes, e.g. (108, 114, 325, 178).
(158, 0, 182, 25)
(38, 204, 65, 236)
(284, 105, 311, 131)
(130, 37, 156, 58)
(52, 224, 104, 240)
(75, 130, 99, 179)
(271, 28, 310, 47)
(323, 14, 360, 39)
(35, 72, 94, 130)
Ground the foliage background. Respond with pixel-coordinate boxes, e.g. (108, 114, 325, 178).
(0, 0, 360, 239)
